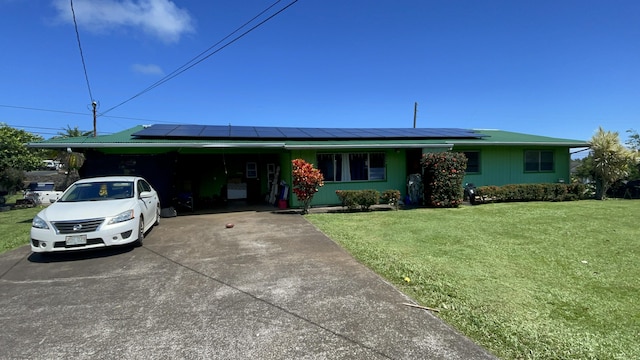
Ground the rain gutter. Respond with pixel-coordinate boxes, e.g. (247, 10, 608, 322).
(284, 143, 453, 150)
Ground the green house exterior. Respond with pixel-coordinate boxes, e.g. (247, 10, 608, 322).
(29, 125, 588, 209)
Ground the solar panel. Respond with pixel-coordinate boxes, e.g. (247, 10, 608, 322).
(132, 124, 486, 140)
(168, 125, 205, 137)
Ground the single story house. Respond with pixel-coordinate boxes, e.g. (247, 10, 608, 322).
(29, 124, 589, 209)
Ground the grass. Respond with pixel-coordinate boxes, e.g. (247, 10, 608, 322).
(306, 200, 640, 360)
(0, 196, 41, 254)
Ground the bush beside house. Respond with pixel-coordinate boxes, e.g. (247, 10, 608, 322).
(292, 158, 324, 214)
(421, 152, 467, 208)
(335, 190, 380, 211)
(475, 183, 589, 203)
(334, 189, 402, 211)
(381, 189, 401, 210)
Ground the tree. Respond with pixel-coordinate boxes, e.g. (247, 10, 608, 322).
(626, 129, 640, 150)
(590, 127, 638, 200)
(291, 158, 324, 214)
(56, 125, 93, 138)
(625, 129, 640, 180)
(0, 123, 45, 194)
(0, 123, 44, 171)
(573, 154, 595, 183)
(48, 125, 90, 187)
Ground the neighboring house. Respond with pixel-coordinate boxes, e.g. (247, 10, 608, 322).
(28, 125, 588, 209)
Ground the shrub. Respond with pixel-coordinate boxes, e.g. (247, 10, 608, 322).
(421, 152, 467, 208)
(292, 159, 324, 214)
(475, 183, 589, 203)
(335, 190, 359, 210)
(381, 189, 401, 210)
(0, 168, 25, 193)
(335, 189, 381, 211)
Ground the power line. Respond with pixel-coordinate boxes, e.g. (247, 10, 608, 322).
(0, 104, 89, 116)
(7, 123, 112, 137)
(138, 0, 284, 97)
(100, 0, 299, 116)
(70, 0, 94, 103)
(7, 124, 69, 131)
(3, 1, 299, 128)
(0, 103, 173, 124)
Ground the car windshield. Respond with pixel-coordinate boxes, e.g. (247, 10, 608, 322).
(58, 181, 134, 202)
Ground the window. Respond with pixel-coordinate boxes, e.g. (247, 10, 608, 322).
(317, 152, 385, 182)
(246, 162, 257, 178)
(462, 151, 480, 173)
(138, 179, 151, 193)
(525, 150, 554, 172)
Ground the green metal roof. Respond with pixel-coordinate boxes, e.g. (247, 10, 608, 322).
(452, 129, 589, 147)
(28, 126, 589, 149)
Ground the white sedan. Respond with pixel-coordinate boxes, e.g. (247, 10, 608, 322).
(30, 176, 161, 253)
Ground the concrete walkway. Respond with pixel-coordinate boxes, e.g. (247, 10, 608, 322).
(0, 210, 496, 359)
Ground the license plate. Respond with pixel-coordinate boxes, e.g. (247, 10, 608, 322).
(65, 235, 87, 246)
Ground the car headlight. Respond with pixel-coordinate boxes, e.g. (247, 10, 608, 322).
(32, 216, 49, 229)
(108, 210, 135, 225)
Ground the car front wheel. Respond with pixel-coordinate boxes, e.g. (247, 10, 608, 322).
(154, 206, 160, 226)
(134, 216, 144, 247)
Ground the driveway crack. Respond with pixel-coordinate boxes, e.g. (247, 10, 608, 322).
(142, 245, 396, 360)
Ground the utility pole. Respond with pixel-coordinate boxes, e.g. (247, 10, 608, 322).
(413, 102, 418, 128)
(92, 101, 97, 137)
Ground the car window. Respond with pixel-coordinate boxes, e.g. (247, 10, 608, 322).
(27, 183, 55, 191)
(59, 181, 134, 202)
(138, 180, 151, 193)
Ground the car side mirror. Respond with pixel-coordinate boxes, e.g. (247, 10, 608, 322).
(139, 191, 153, 199)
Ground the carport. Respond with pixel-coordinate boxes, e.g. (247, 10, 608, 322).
(80, 149, 286, 212)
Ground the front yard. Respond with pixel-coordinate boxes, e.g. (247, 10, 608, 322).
(307, 200, 639, 360)
(3, 199, 638, 359)
(0, 204, 39, 254)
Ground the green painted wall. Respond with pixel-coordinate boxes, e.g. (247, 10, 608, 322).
(285, 148, 407, 207)
(454, 146, 571, 186)
(90, 144, 574, 209)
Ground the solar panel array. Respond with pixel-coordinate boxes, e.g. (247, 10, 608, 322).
(132, 124, 485, 140)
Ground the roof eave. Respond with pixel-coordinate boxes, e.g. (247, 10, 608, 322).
(27, 142, 287, 149)
(450, 141, 590, 147)
(284, 143, 453, 149)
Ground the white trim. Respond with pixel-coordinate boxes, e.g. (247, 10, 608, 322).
(285, 144, 453, 150)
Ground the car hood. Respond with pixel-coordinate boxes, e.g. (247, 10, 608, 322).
(38, 199, 137, 222)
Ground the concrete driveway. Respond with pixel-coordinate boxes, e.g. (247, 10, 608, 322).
(0, 210, 496, 359)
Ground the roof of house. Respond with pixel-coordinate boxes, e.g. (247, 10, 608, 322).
(28, 125, 590, 149)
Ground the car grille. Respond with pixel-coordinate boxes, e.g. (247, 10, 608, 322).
(52, 218, 105, 234)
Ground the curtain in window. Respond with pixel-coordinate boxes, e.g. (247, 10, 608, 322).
(349, 153, 368, 180)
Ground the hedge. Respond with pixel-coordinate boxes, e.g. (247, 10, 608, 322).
(475, 183, 589, 203)
(381, 189, 401, 210)
(335, 189, 380, 211)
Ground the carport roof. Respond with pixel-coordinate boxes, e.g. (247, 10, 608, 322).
(28, 125, 589, 149)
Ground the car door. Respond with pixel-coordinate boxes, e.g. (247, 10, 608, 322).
(137, 179, 156, 226)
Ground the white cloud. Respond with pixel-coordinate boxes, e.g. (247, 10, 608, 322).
(52, 0, 195, 43)
(131, 63, 164, 75)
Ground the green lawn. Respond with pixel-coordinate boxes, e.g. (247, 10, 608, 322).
(307, 200, 640, 360)
(0, 204, 41, 254)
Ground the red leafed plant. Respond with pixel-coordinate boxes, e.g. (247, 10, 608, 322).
(292, 158, 324, 214)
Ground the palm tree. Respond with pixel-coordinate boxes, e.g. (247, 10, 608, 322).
(52, 125, 89, 187)
(590, 127, 638, 199)
(56, 125, 93, 138)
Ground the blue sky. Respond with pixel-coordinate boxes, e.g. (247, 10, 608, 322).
(1, 0, 638, 149)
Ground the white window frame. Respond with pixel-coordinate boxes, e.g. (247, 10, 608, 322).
(317, 152, 386, 182)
